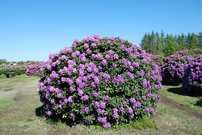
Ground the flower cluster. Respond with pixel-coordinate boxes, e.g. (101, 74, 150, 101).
(183, 55, 202, 92)
(25, 62, 44, 76)
(39, 35, 162, 128)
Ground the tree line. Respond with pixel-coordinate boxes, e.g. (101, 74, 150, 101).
(140, 31, 202, 56)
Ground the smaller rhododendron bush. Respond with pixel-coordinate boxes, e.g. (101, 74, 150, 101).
(161, 50, 199, 85)
(183, 55, 202, 94)
(25, 62, 44, 76)
(39, 35, 162, 128)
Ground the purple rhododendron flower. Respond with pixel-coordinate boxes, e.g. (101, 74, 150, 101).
(80, 107, 89, 113)
(119, 107, 124, 112)
(92, 90, 99, 97)
(91, 43, 96, 47)
(96, 108, 105, 114)
(127, 107, 133, 114)
(103, 95, 109, 101)
(84, 43, 89, 48)
(64, 96, 73, 103)
(145, 107, 154, 113)
(80, 95, 89, 101)
(98, 116, 107, 123)
(113, 54, 119, 59)
(126, 72, 134, 78)
(103, 122, 111, 128)
(105, 54, 110, 59)
(112, 112, 119, 119)
(99, 101, 106, 109)
(46, 111, 52, 116)
(139, 70, 145, 77)
(102, 59, 107, 66)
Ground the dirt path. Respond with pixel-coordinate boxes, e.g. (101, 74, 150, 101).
(160, 95, 202, 121)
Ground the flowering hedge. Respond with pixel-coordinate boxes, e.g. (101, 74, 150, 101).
(39, 35, 162, 128)
(25, 62, 43, 76)
(183, 55, 202, 92)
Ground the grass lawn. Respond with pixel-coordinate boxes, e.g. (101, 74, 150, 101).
(160, 85, 202, 113)
(0, 75, 202, 135)
(0, 74, 7, 79)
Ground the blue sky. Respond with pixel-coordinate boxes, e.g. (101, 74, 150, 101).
(0, 0, 202, 61)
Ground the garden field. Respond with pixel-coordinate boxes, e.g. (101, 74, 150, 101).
(0, 75, 201, 135)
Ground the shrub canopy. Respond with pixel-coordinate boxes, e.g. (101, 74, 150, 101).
(161, 49, 201, 85)
(39, 35, 162, 128)
(183, 55, 202, 92)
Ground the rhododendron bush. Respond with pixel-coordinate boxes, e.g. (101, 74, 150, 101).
(39, 35, 162, 128)
(161, 56, 193, 85)
(183, 55, 202, 93)
(25, 62, 43, 76)
(161, 49, 202, 85)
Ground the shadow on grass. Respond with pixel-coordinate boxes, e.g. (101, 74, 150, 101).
(35, 105, 45, 117)
(167, 87, 202, 97)
(167, 87, 202, 107)
(195, 99, 202, 107)
(35, 105, 77, 127)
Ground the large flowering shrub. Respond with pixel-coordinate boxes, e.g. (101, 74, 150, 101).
(161, 50, 195, 85)
(39, 35, 162, 128)
(25, 62, 43, 76)
(183, 55, 202, 92)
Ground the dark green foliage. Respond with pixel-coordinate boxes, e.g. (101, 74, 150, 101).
(5, 72, 16, 78)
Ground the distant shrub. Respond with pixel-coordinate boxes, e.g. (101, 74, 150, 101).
(0, 63, 25, 78)
(161, 55, 193, 85)
(183, 55, 202, 93)
(25, 62, 43, 76)
(39, 35, 162, 128)
(161, 48, 202, 85)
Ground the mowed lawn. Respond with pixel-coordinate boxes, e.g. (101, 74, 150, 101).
(0, 75, 202, 135)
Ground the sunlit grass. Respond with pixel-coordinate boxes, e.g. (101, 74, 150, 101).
(160, 85, 202, 113)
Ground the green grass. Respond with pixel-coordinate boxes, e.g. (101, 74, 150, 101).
(160, 85, 202, 113)
(0, 74, 7, 79)
(0, 76, 202, 135)
(156, 102, 202, 135)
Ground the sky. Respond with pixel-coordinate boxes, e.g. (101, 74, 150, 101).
(0, 0, 202, 61)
